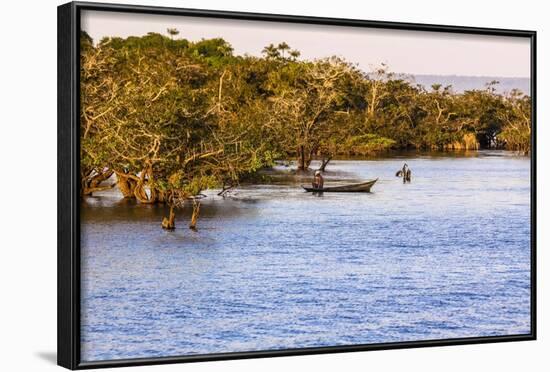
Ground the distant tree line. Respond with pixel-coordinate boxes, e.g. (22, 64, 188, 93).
(80, 30, 531, 229)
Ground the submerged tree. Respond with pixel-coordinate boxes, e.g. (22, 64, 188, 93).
(267, 57, 363, 170)
(81, 33, 275, 229)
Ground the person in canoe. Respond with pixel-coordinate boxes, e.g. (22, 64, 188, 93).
(312, 170, 324, 189)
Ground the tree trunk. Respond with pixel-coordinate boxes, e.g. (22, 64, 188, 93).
(156, 190, 169, 203)
(306, 146, 317, 170)
(89, 169, 113, 188)
(304, 155, 313, 170)
(189, 200, 201, 230)
(116, 173, 137, 199)
(318, 156, 332, 172)
(134, 183, 158, 204)
(162, 205, 176, 230)
(297, 145, 316, 171)
(81, 168, 115, 197)
(297, 145, 306, 170)
(134, 165, 158, 204)
(217, 182, 234, 197)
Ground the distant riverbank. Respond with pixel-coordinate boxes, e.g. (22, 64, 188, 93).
(411, 74, 530, 95)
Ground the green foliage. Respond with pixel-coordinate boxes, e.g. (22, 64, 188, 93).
(496, 90, 531, 152)
(344, 134, 396, 155)
(183, 175, 219, 195)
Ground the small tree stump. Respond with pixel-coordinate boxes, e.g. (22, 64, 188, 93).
(162, 206, 176, 230)
(189, 200, 201, 230)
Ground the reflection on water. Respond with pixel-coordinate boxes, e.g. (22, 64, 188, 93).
(81, 151, 531, 361)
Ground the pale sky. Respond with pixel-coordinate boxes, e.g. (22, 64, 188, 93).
(81, 10, 531, 78)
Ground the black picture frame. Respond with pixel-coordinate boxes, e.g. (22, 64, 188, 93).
(58, 1, 537, 369)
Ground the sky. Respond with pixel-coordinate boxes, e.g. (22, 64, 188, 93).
(81, 10, 531, 78)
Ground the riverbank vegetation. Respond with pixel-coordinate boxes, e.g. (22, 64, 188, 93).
(80, 30, 531, 228)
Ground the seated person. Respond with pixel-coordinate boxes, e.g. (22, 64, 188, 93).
(312, 170, 324, 189)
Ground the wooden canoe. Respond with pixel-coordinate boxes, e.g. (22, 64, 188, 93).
(302, 178, 378, 193)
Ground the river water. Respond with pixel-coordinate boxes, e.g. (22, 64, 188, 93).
(80, 151, 531, 361)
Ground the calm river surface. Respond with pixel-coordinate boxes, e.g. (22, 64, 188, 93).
(81, 151, 531, 361)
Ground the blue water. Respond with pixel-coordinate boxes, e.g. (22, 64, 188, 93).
(80, 152, 531, 361)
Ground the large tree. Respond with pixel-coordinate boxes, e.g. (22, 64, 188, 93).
(81, 34, 275, 229)
(267, 57, 359, 170)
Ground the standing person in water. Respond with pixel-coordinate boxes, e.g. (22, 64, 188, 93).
(312, 170, 324, 189)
